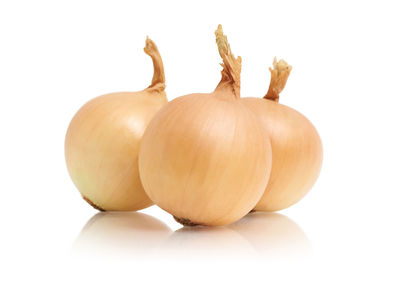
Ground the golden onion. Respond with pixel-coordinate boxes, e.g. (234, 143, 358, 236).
(65, 38, 167, 211)
(139, 25, 272, 226)
(243, 58, 323, 211)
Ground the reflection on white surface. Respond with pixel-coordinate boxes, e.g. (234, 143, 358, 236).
(159, 226, 255, 259)
(73, 211, 311, 260)
(159, 212, 311, 260)
(229, 212, 312, 259)
(72, 212, 172, 258)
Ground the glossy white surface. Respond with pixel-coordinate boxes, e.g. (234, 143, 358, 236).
(1, 0, 399, 281)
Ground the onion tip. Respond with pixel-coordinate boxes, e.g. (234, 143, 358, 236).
(264, 57, 292, 102)
(143, 36, 165, 91)
(214, 24, 242, 97)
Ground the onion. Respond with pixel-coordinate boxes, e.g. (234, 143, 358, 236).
(65, 38, 167, 211)
(139, 25, 272, 226)
(243, 58, 323, 211)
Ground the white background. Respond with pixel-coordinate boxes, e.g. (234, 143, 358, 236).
(1, 0, 399, 281)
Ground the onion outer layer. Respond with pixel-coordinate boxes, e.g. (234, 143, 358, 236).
(243, 58, 323, 211)
(65, 38, 167, 211)
(139, 25, 272, 226)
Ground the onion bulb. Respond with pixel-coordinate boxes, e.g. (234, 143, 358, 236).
(139, 25, 272, 226)
(243, 58, 322, 211)
(65, 38, 167, 211)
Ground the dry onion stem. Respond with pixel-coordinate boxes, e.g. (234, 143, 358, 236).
(139, 25, 272, 226)
(65, 37, 167, 211)
(243, 58, 322, 211)
(264, 57, 293, 102)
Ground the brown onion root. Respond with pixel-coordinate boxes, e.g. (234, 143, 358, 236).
(215, 25, 242, 97)
(144, 36, 165, 92)
(83, 196, 106, 212)
(173, 216, 200, 226)
(264, 57, 292, 102)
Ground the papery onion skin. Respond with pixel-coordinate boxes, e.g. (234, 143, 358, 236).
(139, 25, 272, 226)
(243, 59, 322, 212)
(65, 38, 167, 211)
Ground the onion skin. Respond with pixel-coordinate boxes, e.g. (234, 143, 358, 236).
(139, 26, 272, 226)
(140, 94, 271, 225)
(65, 38, 167, 211)
(243, 59, 322, 212)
